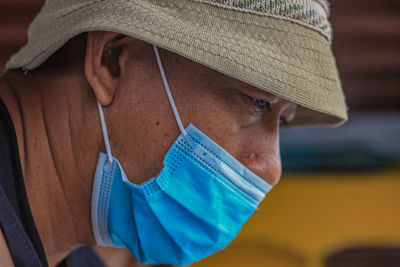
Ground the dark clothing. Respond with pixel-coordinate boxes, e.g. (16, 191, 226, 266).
(0, 98, 104, 267)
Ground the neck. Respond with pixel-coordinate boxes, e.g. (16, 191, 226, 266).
(0, 70, 101, 266)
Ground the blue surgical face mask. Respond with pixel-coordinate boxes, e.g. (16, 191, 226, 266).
(91, 45, 273, 266)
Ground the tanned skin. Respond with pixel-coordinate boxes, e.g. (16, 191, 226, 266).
(0, 32, 297, 266)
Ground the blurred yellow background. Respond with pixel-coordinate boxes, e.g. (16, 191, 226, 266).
(192, 167, 400, 267)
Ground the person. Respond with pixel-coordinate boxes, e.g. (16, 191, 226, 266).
(0, 0, 347, 266)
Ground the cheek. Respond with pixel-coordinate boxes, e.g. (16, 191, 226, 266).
(112, 118, 181, 184)
(106, 76, 182, 184)
(180, 100, 242, 152)
(168, 83, 241, 148)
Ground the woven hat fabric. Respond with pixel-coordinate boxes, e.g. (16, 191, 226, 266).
(5, 0, 348, 127)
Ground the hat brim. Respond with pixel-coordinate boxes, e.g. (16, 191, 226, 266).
(6, 0, 347, 127)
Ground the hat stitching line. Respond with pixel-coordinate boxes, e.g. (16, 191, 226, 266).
(30, 2, 338, 83)
(176, 42, 341, 105)
(123, 4, 339, 84)
(39, 0, 330, 46)
(196, 19, 333, 65)
(154, 0, 329, 45)
(29, 1, 104, 31)
(10, 2, 344, 111)
(193, 0, 331, 32)
(25, 0, 329, 55)
(180, 8, 333, 64)
(147, 27, 340, 105)
(152, 0, 329, 45)
(18, 24, 338, 95)
(20, 12, 338, 89)
(173, 9, 332, 58)
(194, 26, 336, 79)
(192, 0, 331, 42)
(48, 0, 106, 21)
(24, 5, 337, 84)
(140, 2, 338, 83)
(231, 27, 331, 57)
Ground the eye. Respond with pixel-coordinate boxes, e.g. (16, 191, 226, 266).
(253, 98, 271, 114)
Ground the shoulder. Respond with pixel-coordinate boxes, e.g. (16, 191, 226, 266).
(0, 227, 15, 267)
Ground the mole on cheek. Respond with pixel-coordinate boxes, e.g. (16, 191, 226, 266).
(155, 121, 160, 126)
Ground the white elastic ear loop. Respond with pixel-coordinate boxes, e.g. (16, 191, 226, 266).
(153, 45, 187, 136)
(97, 101, 113, 163)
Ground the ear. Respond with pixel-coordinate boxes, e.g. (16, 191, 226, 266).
(84, 31, 127, 106)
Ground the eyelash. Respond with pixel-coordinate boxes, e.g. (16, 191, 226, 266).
(252, 98, 288, 126)
(253, 98, 271, 113)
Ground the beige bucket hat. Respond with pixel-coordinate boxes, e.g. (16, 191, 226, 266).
(5, 0, 347, 127)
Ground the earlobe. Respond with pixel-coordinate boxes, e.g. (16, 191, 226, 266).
(84, 32, 123, 106)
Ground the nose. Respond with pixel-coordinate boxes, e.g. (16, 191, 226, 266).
(234, 98, 296, 185)
(236, 131, 282, 186)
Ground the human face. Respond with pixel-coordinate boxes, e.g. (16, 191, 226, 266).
(102, 40, 297, 186)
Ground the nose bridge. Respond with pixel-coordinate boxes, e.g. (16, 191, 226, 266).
(260, 110, 281, 149)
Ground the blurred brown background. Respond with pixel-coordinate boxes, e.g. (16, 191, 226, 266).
(0, 0, 399, 111)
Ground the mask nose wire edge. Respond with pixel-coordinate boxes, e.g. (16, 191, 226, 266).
(97, 101, 113, 163)
(153, 45, 187, 136)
